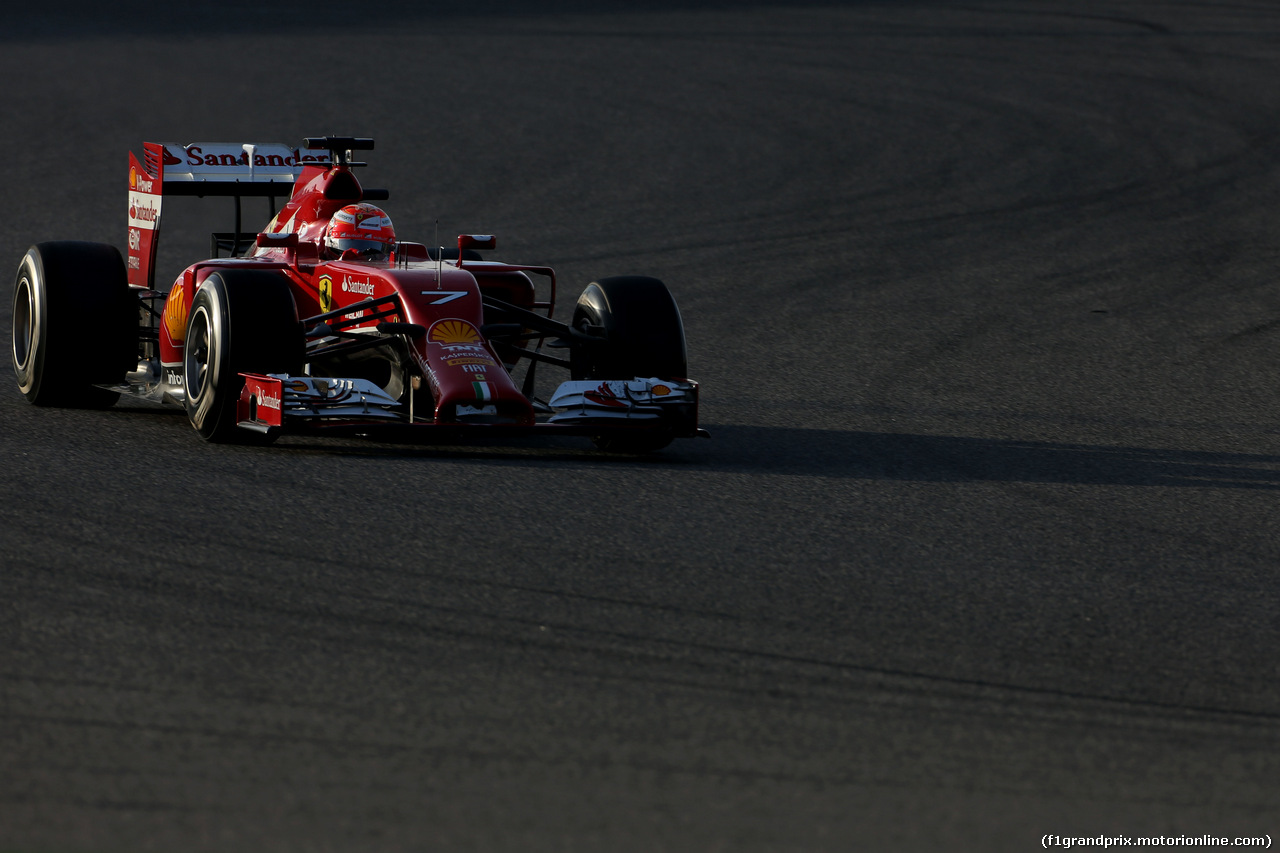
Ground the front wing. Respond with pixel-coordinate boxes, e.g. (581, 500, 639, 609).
(237, 374, 705, 441)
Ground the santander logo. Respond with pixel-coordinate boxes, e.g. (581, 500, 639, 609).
(128, 191, 161, 230)
(342, 275, 375, 296)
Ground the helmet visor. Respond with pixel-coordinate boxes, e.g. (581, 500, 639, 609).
(328, 238, 392, 261)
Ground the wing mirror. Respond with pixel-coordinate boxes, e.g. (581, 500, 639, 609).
(456, 234, 495, 267)
(458, 234, 496, 251)
(256, 232, 299, 249)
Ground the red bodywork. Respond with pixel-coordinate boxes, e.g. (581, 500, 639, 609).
(134, 142, 562, 427)
(118, 138, 702, 445)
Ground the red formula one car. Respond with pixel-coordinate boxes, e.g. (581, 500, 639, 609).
(11, 137, 704, 451)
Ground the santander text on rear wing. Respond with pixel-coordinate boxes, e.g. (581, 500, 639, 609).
(127, 142, 331, 288)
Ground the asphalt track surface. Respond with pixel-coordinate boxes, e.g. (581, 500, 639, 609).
(4, 2, 1280, 850)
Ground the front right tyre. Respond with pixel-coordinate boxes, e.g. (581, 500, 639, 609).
(183, 270, 303, 442)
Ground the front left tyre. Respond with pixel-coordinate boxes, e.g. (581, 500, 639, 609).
(11, 241, 134, 407)
(569, 275, 689, 452)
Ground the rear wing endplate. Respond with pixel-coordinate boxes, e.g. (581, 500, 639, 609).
(127, 142, 330, 287)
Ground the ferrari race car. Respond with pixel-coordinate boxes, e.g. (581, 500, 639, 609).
(10, 137, 704, 452)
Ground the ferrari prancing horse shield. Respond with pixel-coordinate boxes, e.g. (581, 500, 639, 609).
(318, 274, 333, 312)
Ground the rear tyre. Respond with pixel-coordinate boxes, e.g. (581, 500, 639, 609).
(11, 241, 134, 407)
(569, 275, 687, 452)
(183, 270, 303, 443)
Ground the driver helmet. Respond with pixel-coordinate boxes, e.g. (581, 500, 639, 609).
(324, 203, 396, 262)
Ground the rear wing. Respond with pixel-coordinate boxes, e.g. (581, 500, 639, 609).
(127, 142, 330, 288)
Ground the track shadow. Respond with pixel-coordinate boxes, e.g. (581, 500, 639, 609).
(704, 425, 1280, 489)
(262, 424, 1280, 490)
(99, 402, 1280, 488)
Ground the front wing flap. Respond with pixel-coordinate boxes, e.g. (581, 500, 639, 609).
(546, 378, 697, 423)
(238, 373, 401, 430)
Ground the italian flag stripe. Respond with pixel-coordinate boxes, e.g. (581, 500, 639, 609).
(472, 381, 491, 400)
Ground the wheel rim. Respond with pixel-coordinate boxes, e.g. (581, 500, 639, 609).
(12, 274, 34, 372)
(185, 304, 213, 402)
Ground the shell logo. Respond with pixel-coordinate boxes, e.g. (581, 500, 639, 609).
(162, 281, 187, 341)
(429, 319, 482, 345)
(129, 165, 137, 190)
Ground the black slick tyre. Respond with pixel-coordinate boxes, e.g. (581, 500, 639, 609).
(183, 270, 302, 443)
(569, 275, 688, 453)
(11, 241, 134, 407)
